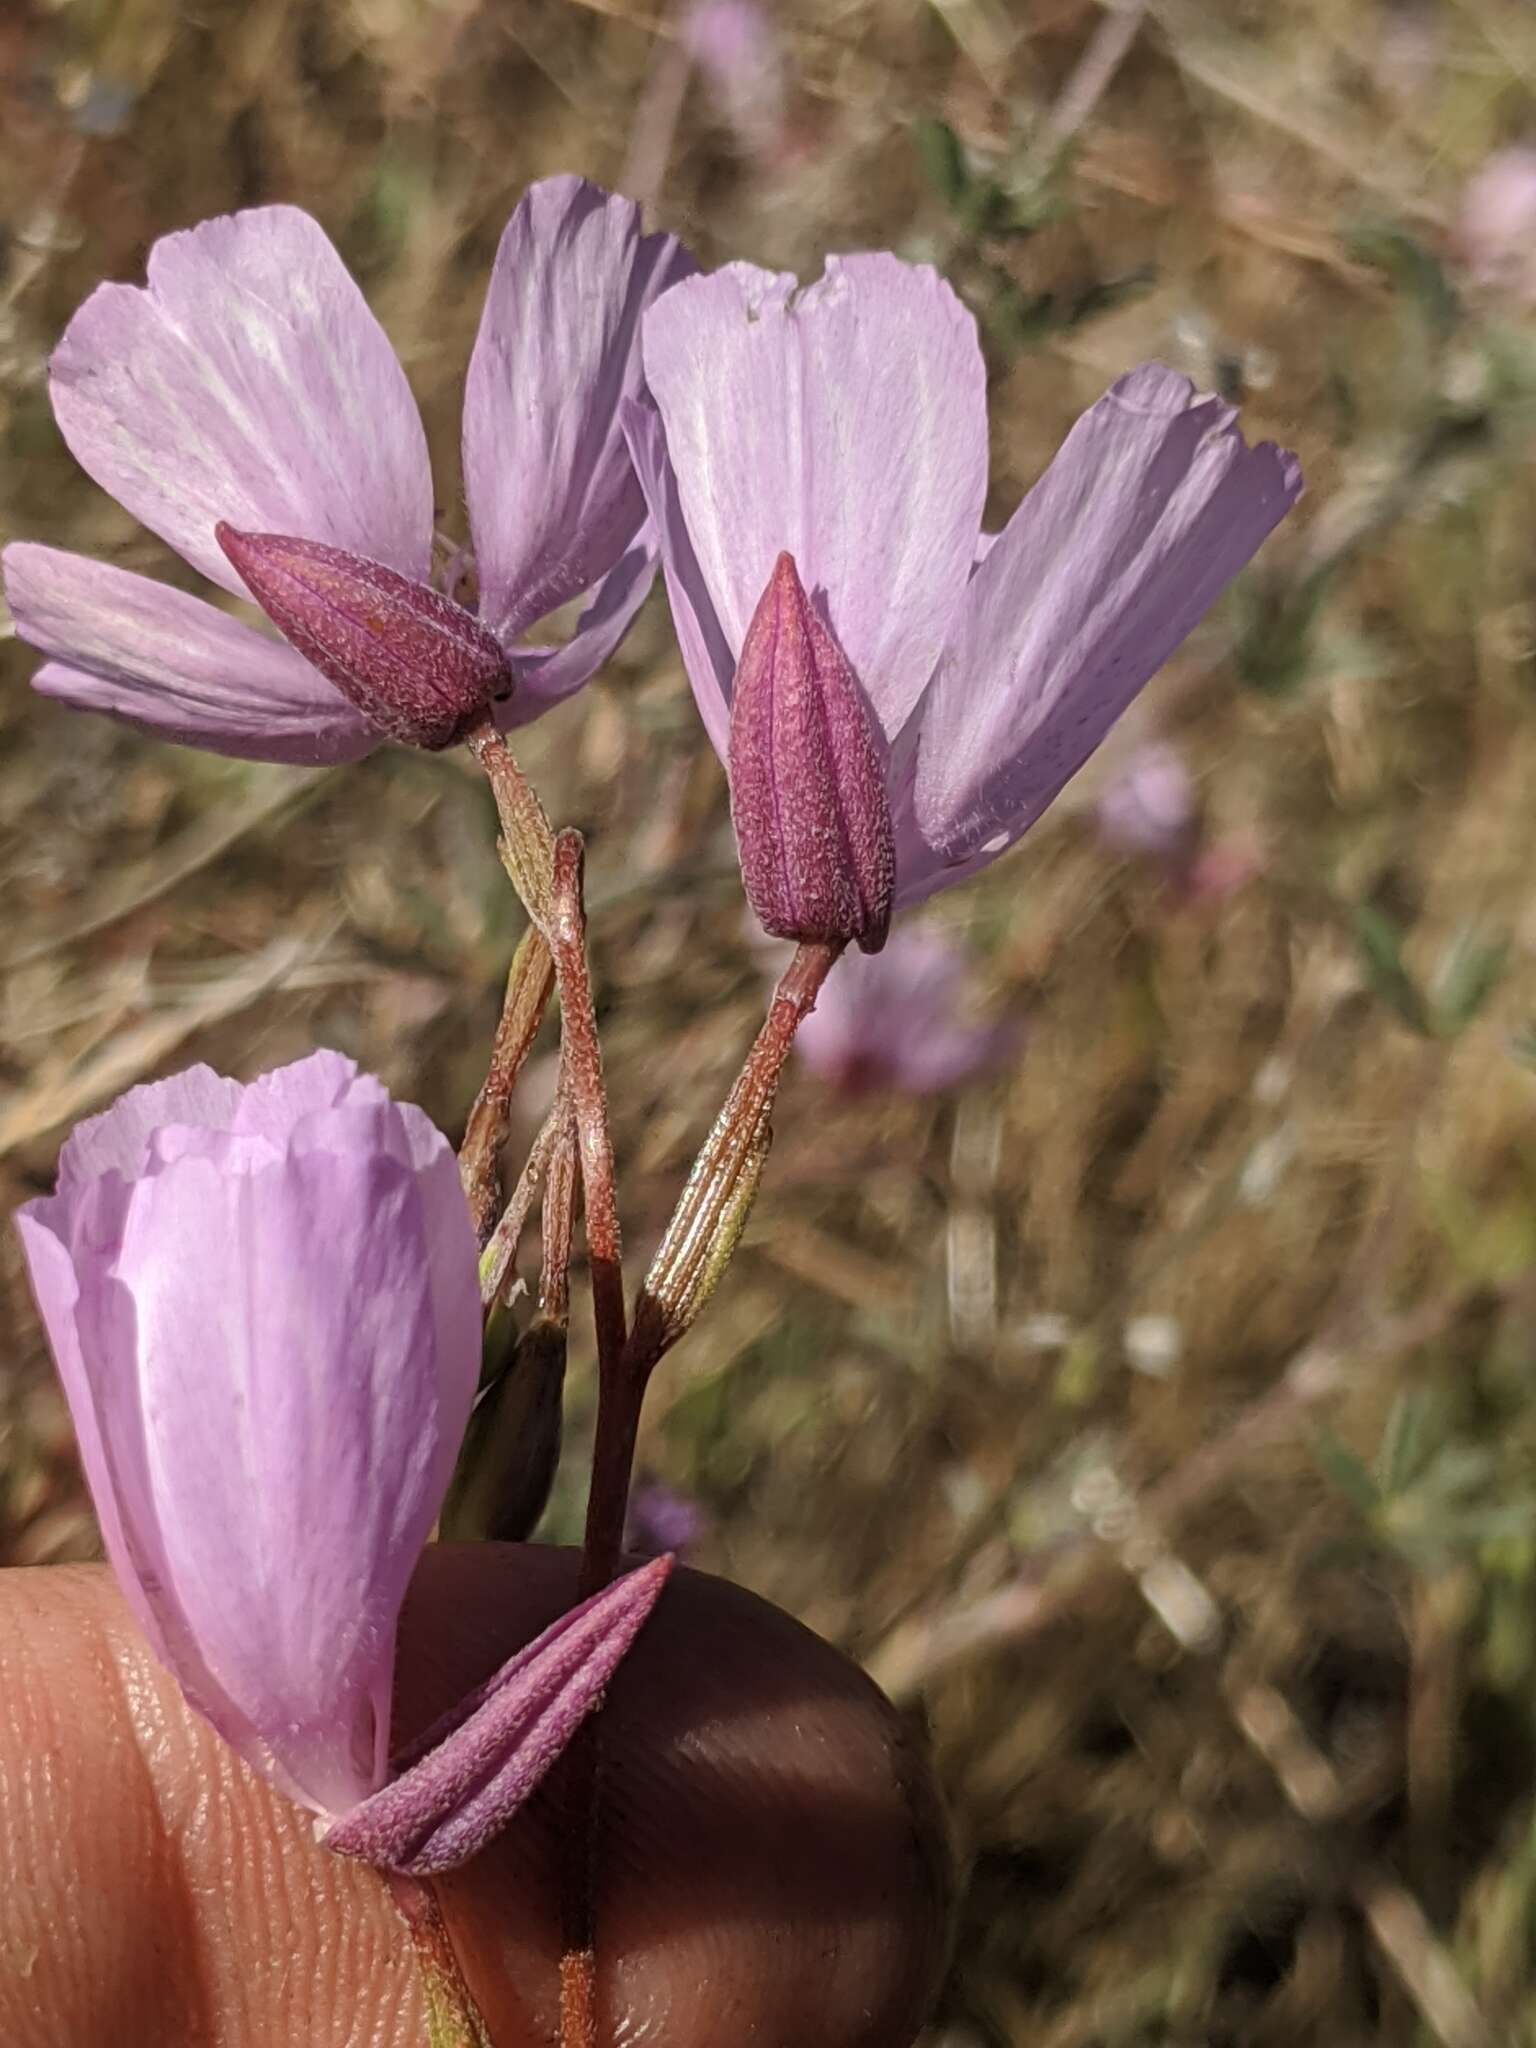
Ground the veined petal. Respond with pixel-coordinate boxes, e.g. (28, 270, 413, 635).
(49, 206, 433, 598)
(54, 1064, 247, 1192)
(14, 1209, 163, 1653)
(15, 1186, 270, 1796)
(908, 363, 1302, 886)
(500, 531, 659, 726)
(622, 397, 734, 758)
(464, 177, 695, 643)
(69, 1137, 478, 1815)
(4, 543, 377, 764)
(641, 253, 988, 740)
(228, 1051, 384, 1140)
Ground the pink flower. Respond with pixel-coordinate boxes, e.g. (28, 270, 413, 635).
(4, 179, 694, 761)
(682, 0, 786, 160)
(795, 926, 1017, 1096)
(15, 1051, 670, 1867)
(1095, 741, 1199, 867)
(16, 1052, 482, 1816)
(624, 257, 1302, 911)
(626, 1478, 709, 1556)
(1452, 146, 1536, 303)
(1097, 739, 1261, 903)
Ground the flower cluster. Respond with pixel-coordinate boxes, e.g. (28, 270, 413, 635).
(6, 176, 1302, 1922)
(4, 179, 692, 758)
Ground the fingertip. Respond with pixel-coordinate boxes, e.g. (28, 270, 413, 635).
(0, 1550, 952, 2048)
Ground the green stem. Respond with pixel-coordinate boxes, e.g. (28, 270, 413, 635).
(387, 1871, 493, 2048)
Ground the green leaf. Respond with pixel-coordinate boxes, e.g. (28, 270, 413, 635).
(913, 115, 969, 211)
(1352, 903, 1434, 1036)
(1314, 1426, 1382, 1514)
(1432, 924, 1509, 1035)
(1344, 218, 1462, 342)
(1375, 1391, 1428, 1494)
(1235, 564, 1336, 696)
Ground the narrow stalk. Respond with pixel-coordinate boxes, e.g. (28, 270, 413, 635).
(460, 925, 557, 1245)
(628, 938, 840, 1374)
(466, 720, 556, 923)
(542, 839, 628, 2048)
(547, 833, 627, 1379)
(540, 1097, 580, 1330)
(558, 1908, 600, 2048)
(479, 1099, 564, 1307)
(387, 1870, 492, 2048)
(466, 726, 628, 2048)
(578, 1363, 649, 1601)
(578, 939, 840, 1598)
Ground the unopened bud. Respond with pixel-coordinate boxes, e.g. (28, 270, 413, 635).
(216, 525, 510, 750)
(727, 552, 895, 953)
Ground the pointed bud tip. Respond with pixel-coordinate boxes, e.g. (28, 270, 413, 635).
(727, 552, 895, 953)
(217, 523, 512, 751)
(319, 1553, 675, 1876)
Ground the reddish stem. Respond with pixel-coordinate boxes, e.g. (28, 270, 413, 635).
(578, 939, 840, 1599)
(540, 1097, 579, 1330)
(547, 833, 628, 1380)
(459, 926, 557, 1245)
(627, 938, 840, 1377)
(387, 1870, 491, 2047)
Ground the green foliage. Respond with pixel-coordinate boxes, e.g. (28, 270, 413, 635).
(1315, 1390, 1536, 1576)
(1350, 905, 1509, 1040)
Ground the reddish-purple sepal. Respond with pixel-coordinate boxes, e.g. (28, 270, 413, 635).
(727, 552, 894, 953)
(217, 525, 511, 750)
(322, 1554, 673, 1875)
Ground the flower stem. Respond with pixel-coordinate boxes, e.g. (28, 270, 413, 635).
(546, 833, 627, 1381)
(460, 925, 557, 1246)
(387, 1870, 493, 2048)
(465, 726, 631, 2048)
(466, 720, 557, 923)
(577, 937, 842, 1597)
(479, 1098, 565, 1307)
(626, 938, 841, 1381)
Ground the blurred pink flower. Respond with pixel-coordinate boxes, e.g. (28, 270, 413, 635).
(683, 0, 786, 159)
(4, 179, 694, 760)
(1095, 740, 1199, 866)
(627, 1478, 710, 1557)
(625, 258, 1301, 914)
(1097, 739, 1260, 902)
(1452, 146, 1536, 303)
(16, 1050, 669, 1869)
(796, 926, 1017, 1096)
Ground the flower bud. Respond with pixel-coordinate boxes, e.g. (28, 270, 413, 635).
(216, 525, 511, 749)
(727, 552, 895, 953)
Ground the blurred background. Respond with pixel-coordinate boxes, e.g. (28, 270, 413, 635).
(5, 0, 1536, 2040)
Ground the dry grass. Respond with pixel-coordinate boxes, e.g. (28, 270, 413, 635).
(6, 0, 1536, 2040)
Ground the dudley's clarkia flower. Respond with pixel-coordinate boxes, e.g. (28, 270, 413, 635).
(1452, 146, 1536, 305)
(16, 1052, 670, 1866)
(624, 257, 1302, 913)
(16, 1052, 482, 1816)
(794, 926, 1018, 1096)
(4, 178, 694, 759)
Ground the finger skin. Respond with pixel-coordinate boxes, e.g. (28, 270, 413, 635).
(0, 1545, 955, 2047)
